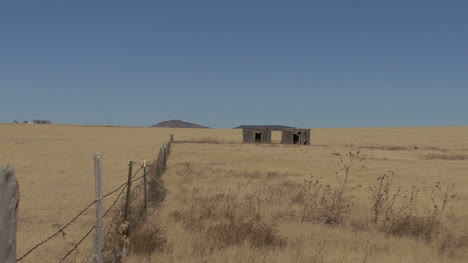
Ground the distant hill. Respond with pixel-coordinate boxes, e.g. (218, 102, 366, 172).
(233, 125, 295, 130)
(151, 120, 210, 128)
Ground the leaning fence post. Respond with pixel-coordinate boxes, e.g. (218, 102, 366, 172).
(92, 154, 103, 263)
(143, 160, 147, 214)
(0, 165, 19, 263)
(124, 161, 133, 222)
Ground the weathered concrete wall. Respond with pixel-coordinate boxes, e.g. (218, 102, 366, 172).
(243, 129, 254, 143)
(242, 129, 272, 144)
(281, 129, 310, 145)
(261, 130, 272, 143)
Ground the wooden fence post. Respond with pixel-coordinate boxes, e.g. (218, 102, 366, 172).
(163, 144, 167, 172)
(124, 161, 133, 222)
(157, 149, 163, 177)
(121, 161, 133, 263)
(143, 160, 147, 214)
(169, 135, 174, 154)
(92, 154, 103, 263)
(0, 165, 19, 263)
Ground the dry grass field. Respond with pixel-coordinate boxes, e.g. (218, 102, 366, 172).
(1, 124, 468, 262)
(0, 124, 237, 262)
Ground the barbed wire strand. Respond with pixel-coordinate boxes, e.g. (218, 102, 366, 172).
(16, 201, 96, 261)
(59, 174, 146, 262)
(17, 143, 169, 262)
(58, 225, 95, 263)
(102, 165, 144, 199)
(17, 165, 144, 262)
(103, 174, 145, 218)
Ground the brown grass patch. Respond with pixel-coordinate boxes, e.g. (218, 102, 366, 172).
(422, 153, 468, 161)
(176, 137, 241, 144)
(205, 214, 286, 249)
(127, 219, 167, 256)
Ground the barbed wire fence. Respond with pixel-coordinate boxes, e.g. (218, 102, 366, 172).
(3, 135, 174, 263)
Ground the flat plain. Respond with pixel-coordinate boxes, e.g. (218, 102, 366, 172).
(1, 124, 468, 262)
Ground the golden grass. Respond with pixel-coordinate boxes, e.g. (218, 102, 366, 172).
(0, 124, 237, 262)
(125, 141, 468, 262)
(1, 124, 468, 262)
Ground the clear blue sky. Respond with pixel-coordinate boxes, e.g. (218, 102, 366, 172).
(1, 1, 467, 128)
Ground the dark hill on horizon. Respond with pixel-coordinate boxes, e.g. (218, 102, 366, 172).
(151, 120, 210, 128)
(233, 125, 296, 130)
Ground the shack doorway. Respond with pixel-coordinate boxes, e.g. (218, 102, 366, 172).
(255, 133, 262, 143)
(293, 133, 300, 144)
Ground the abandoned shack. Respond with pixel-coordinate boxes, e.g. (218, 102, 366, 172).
(242, 129, 272, 144)
(281, 129, 311, 145)
(33, 120, 52, 124)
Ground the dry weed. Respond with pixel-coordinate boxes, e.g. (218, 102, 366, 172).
(298, 151, 365, 224)
(367, 173, 468, 256)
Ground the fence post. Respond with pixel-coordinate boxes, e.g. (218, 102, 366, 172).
(92, 154, 103, 263)
(124, 161, 133, 222)
(157, 149, 163, 177)
(169, 134, 174, 154)
(0, 165, 19, 263)
(163, 144, 167, 172)
(143, 160, 147, 214)
(121, 161, 133, 263)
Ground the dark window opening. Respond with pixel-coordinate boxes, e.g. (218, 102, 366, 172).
(293, 134, 300, 144)
(255, 133, 262, 143)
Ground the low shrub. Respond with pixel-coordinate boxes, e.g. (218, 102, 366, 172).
(128, 221, 167, 256)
